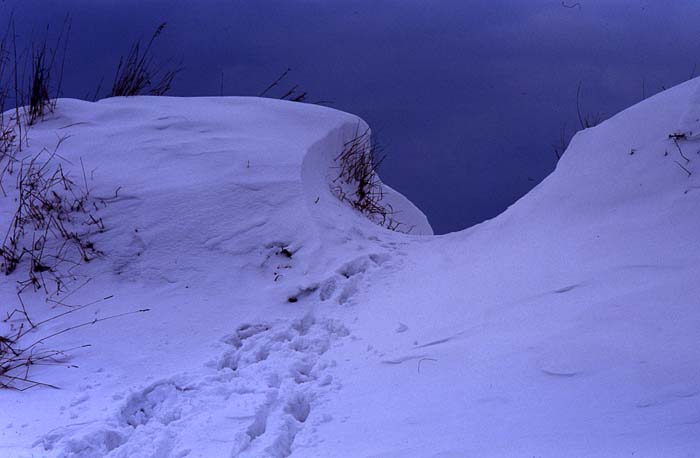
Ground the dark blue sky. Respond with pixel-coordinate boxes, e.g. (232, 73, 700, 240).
(3, 0, 699, 233)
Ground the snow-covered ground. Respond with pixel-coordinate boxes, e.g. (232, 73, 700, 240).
(1, 78, 699, 458)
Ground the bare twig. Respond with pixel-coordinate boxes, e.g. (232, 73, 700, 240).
(259, 68, 291, 97)
(672, 138, 690, 164)
(674, 160, 692, 177)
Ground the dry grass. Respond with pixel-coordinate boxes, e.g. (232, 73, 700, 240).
(110, 23, 180, 97)
(332, 128, 412, 233)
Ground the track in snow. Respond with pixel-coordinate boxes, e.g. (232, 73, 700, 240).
(37, 315, 348, 458)
(35, 252, 398, 458)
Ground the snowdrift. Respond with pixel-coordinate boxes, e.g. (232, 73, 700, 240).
(1, 78, 699, 458)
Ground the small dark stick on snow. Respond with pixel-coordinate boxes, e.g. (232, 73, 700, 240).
(672, 138, 691, 164)
(674, 160, 692, 177)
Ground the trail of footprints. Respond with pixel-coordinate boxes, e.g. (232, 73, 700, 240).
(222, 316, 349, 458)
(41, 316, 348, 458)
(41, 251, 397, 457)
(289, 252, 394, 305)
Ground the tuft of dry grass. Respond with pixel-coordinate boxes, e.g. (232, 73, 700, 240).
(110, 22, 180, 97)
(331, 128, 412, 233)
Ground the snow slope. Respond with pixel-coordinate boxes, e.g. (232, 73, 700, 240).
(1, 77, 700, 458)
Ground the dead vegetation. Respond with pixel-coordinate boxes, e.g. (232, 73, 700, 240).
(1, 142, 105, 289)
(552, 83, 606, 161)
(1, 289, 148, 391)
(8, 17, 71, 127)
(0, 133, 115, 390)
(0, 131, 145, 390)
(26, 21, 70, 125)
(667, 131, 695, 178)
(576, 82, 604, 130)
(0, 21, 145, 391)
(331, 128, 412, 233)
(259, 68, 331, 105)
(110, 22, 180, 97)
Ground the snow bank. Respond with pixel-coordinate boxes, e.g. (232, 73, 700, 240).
(302, 78, 700, 457)
(0, 96, 429, 458)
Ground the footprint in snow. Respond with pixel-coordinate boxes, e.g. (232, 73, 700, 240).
(290, 252, 394, 305)
(40, 315, 349, 458)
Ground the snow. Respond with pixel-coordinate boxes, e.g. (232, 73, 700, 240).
(1, 77, 700, 458)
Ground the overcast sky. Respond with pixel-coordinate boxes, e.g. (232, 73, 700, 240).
(3, 0, 699, 233)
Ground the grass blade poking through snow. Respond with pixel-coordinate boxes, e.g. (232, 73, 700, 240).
(110, 22, 180, 97)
